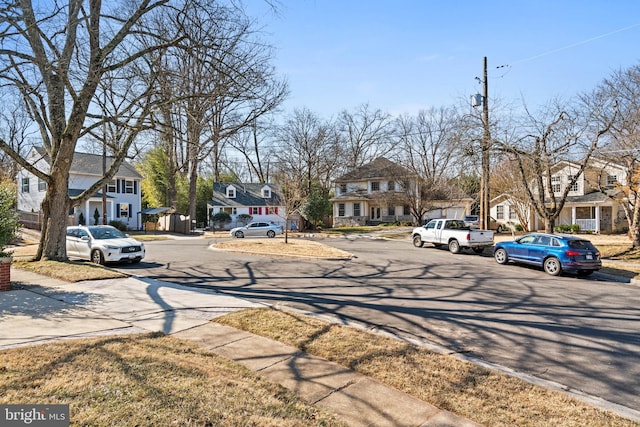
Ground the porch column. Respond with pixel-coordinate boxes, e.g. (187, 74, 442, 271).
(571, 206, 576, 225)
(85, 200, 91, 225)
(595, 205, 600, 233)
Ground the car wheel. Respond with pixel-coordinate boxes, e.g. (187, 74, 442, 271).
(494, 248, 508, 264)
(544, 257, 562, 276)
(448, 239, 460, 254)
(91, 249, 105, 265)
(412, 235, 424, 248)
(235, 231, 244, 238)
(473, 247, 484, 254)
(496, 225, 503, 233)
(267, 230, 275, 238)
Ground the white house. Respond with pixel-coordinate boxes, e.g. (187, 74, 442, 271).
(490, 159, 628, 233)
(17, 147, 143, 230)
(207, 182, 293, 230)
(330, 157, 472, 227)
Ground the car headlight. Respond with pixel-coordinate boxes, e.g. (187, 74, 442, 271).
(105, 245, 119, 250)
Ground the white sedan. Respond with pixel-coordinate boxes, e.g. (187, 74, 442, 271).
(230, 222, 283, 238)
(66, 225, 145, 264)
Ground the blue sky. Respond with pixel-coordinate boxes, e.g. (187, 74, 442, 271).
(245, 1, 640, 118)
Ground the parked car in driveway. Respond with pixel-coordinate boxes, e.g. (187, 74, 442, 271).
(463, 215, 505, 233)
(230, 222, 283, 238)
(66, 225, 145, 265)
(493, 233, 601, 276)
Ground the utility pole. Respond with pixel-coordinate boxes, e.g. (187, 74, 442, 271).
(480, 56, 491, 230)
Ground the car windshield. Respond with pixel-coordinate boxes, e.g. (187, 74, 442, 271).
(568, 239, 597, 251)
(88, 226, 127, 240)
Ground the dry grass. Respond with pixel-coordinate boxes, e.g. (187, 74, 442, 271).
(0, 333, 346, 427)
(216, 307, 637, 427)
(12, 259, 127, 282)
(213, 238, 353, 259)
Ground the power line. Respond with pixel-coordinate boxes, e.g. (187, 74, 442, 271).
(510, 22, 640, 66)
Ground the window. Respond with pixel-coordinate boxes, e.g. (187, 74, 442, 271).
(388, 206, 395, 216)
(388, 181, 395, 191)
(509, 207, 517, 220)
(38, 178, 47, 192)
(567, 175, 579, 192)
(496, 205, 504, 220)
(370, 181, 380, 192)
(353, 203, 361, 216)
(606, 175, 618, 186)
(21, 177, 29, 193)
(339, 183, 347, 194)
(107, 180, 117, 193)
(251, 207, 259, 215)
(267, 207, 276, 215)
(226, 187, 236, 198)
(403, 205, 410, 215)
(551, 176, 561, 193)
(119, 204, 129, 218)
(262, 188, 271, 198)
(338, 203, 345, 216)
(124, 180, 134, 194)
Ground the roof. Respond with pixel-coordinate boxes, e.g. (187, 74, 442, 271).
(335, 158, 415, 182)
(210, 183, 283, 207)
(33, 146, 142, 179)
(68, 188, 114, 199)
(140, 207, 171, 215)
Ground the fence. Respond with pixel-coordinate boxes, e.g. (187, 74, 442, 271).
(18, 211, 75, 230)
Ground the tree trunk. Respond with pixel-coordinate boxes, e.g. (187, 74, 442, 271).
(41, 174, 71, 261)
(544, 218, 555, 234)
(631, 204, 640, 248)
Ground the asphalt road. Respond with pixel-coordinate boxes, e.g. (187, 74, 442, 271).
(119, 234, 640, 413)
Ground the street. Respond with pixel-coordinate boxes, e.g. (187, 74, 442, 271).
(119, 235, 640, 412)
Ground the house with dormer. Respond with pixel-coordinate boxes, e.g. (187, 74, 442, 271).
(208, 182, 292, 230)
(490, 159, 628, 233)
(330, 157, 473, 227)
(17, 147, 143, 230)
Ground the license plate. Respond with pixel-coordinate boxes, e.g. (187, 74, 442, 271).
(129, 254, 136, 259)
(586, 254, 593, 260)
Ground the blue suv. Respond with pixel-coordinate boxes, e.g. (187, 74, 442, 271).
(493, 233, 601, 276)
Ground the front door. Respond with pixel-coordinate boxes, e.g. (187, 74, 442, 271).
(370, 207, 381, 221)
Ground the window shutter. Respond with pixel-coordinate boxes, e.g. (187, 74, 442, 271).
(258, 207, 262, 215)
(275, 207, 278, 215)
(117, 179, 121, 193)
(134, 181, 138, 195)
(129, 204, 133, 217)
(116, 204, 120, 218)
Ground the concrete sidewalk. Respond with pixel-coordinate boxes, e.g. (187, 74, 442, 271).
(2, 268, 481, 427)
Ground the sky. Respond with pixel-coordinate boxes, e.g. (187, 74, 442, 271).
(244, 0, 640, 119)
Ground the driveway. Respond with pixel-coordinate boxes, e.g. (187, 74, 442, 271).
(118, 235, 640, 413)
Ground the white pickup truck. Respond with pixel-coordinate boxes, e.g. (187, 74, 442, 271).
(412, 218, 494, 254)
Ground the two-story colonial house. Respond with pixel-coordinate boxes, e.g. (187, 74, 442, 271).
(330, 157, 472, 227)
(17, 147, 143, 230)
(208, 182, 291, 230)
(490, 159, 627, 233)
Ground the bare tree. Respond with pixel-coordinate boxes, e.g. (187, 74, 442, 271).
(395, 107, 469, 224)
(496, 100, 615, 233)
(337, 103, 396, 170)
(0, 0, 178, 261)
(142, 2, 287, 225)
(588, 64, 640, 246)
(273, 108, 339, 195)
(0, 95, 34, 180)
